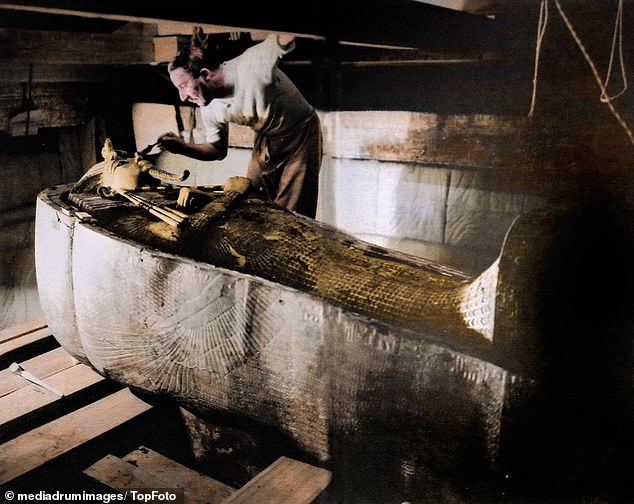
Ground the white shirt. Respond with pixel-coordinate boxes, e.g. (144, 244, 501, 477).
(200, 35, 313, 147)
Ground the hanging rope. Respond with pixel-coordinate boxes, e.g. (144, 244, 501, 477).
(554, 0, 634, 146)
(528, 0, 549, 118)
(600, 0, 627, 103)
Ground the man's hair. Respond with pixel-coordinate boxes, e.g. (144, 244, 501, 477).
(168, 27, 222, 77)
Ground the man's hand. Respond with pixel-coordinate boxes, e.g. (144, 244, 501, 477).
(277, 34, 295, 48)
(157, 132, 185, 154)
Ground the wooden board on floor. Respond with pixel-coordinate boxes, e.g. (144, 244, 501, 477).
(0, 347, 79, 397)
(0, 317, 47, 344)
(0, 388, 154, 485)
(84, 454, 180, 489)
(0, 362, 105, 424)
(222, 456, 331, 504)
(123, 447, 235, 502)
(0, 327, 54, 358)
(85, 447, 236, 504)
(86, 449, 330, 504)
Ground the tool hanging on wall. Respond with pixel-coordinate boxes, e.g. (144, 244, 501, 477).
(8, 63, 46, 137)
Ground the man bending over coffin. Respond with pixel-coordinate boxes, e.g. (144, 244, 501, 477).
(157, 29, 322, 218)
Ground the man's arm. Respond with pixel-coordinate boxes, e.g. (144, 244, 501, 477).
(157, 132, 227, 161)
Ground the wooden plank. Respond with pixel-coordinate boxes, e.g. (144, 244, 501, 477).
(0, 363, 104, 424)
(152, 35, 187, 63)
(86, 448, 236, 504)
(0, 327, 55, 358)
(0, 318, 47, 344)
(123, 447, 235, 502)
(0, 64, 108, 84)
(222, 457, 331, 504)
(0, 82, 98, 131)
(0, 347, 78, 398)
(84, 454, 175, 489)
(0, 23, 157, 65)
(156, 21, 270, 40)
(0, 388, 154, 485)
(0, 0, 501, 55)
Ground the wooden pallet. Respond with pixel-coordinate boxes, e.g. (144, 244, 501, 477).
(0, 320, 331, 503)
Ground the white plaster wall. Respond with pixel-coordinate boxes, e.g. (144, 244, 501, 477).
(133, 103, 249, 186)
(155, 149, 250, 186)
(318, 158, 544, 273)
(446, 170, 538, 252)
(323, 159, 450, 242)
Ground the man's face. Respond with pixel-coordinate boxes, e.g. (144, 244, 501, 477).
(169, 67, 210, 107)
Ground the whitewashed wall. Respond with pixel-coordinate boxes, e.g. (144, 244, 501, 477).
(133, 103, 252, 186)
(318, 111, 547, 273)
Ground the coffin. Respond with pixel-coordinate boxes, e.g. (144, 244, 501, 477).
(34, 178, 558, 493)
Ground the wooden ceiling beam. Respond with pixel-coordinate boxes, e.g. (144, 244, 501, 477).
(0, 23, 156, 65)
(0, 0, 502, 56)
